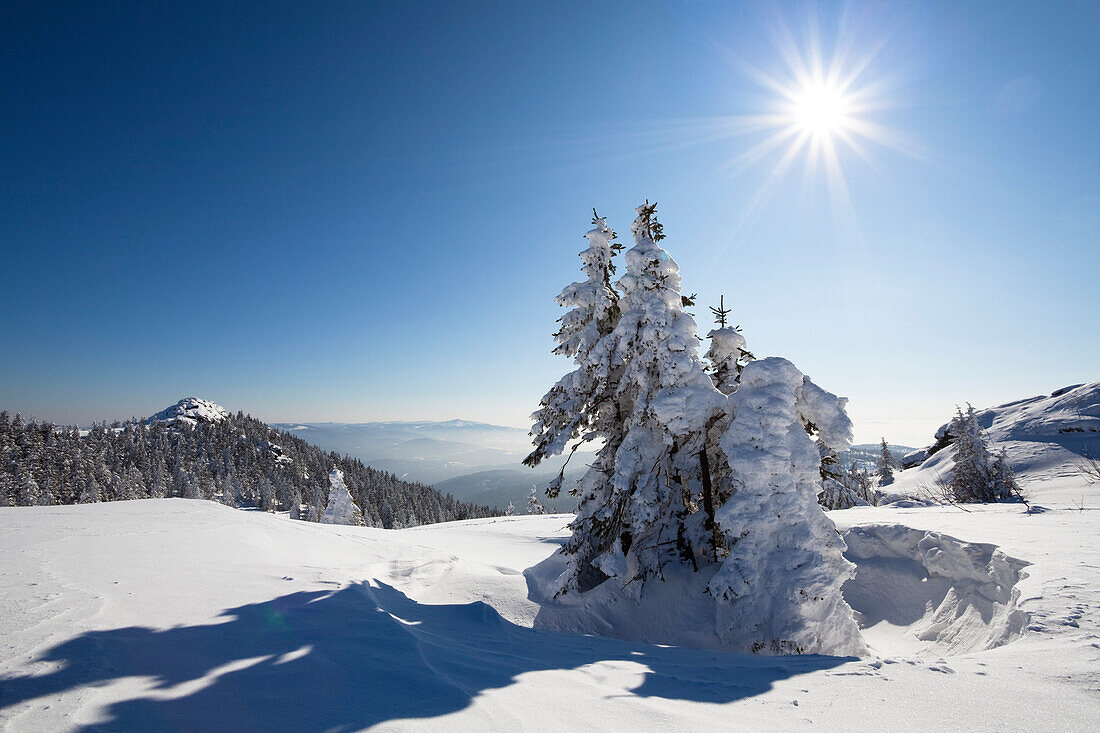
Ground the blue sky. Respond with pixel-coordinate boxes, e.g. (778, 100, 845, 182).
(2, 1, 1097, 445)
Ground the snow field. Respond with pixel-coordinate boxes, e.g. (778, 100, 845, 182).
(1, 493, 1098, 731)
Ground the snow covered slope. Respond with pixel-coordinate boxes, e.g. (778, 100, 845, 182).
(892, 381, 1100, 505)
(144, 397, 229, 426)
(1, 498, 1097, 731)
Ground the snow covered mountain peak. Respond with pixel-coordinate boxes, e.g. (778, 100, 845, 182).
(145, 397, 229, 426)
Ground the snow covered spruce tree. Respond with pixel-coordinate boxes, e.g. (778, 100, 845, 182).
(320, 468, 365, 526)
(876, 437, 896, 486)
(710, 358, 864, 654)
(524, 211, 622, 484)
(946, 405, 1019, 503)
(527, 203, 865, 657)
(552, 202, 727, 596)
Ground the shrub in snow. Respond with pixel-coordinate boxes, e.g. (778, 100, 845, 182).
(842, 464, 878, 507)
(321, 468, 364, 526)
(527, 203, 863, 656)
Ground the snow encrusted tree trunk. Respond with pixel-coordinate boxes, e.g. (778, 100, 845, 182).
(525, 212, 622, 478)
(556, 202, 727, 597)
(320, 468, 364, 526)
(710, 357, 865, 655)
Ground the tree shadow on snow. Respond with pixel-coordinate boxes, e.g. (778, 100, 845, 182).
(0, 582, 852, 730)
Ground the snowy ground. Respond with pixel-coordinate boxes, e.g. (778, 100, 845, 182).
(2, 482, 1098, 730)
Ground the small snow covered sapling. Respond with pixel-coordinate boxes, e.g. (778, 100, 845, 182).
(527, 486, 546, 515)
(704, 295, 753, 396)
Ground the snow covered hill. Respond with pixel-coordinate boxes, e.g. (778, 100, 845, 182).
(144, 397, 229, 426)
(892, 381, 1100, 505)
(2, 488, 1097, 731)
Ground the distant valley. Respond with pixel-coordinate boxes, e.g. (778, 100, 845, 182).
(271, 420, 592, 512)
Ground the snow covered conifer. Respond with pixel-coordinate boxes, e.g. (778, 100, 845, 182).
(527, 486, 547, 515)
(78, 476, 101, 504)
(818, 476, 864, 511)
(555, 201, 727, 596)
(991, 449, 1021, 502)
(704, 296, 753, 396)
(710, 357, 864, 655)
(17, 472, 40, 507)
(321, 468, 364, 526)
(553, 210, 622, 360)
(505, 501, 515, 517)
(947, 405, 997, 503)
(526, 211, 622, 477)
(876, 438, 896, 486)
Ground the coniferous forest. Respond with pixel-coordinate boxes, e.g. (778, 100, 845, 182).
(0, 406, 499, 527)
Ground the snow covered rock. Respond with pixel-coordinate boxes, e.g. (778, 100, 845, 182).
(900, 448, 928, 469)
(321, 468, 364, 526)
(145, 397, 229, 426)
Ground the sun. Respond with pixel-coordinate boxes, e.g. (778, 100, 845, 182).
(791, 82, 851, 137)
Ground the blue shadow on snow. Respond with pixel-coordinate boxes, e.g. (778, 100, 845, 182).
(0, 582, 852, 730)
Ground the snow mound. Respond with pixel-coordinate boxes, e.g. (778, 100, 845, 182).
(145, 397, 229, 426)
(842, 524, 1030, 656)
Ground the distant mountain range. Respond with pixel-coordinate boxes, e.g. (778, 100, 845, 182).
(271, 420, 592, 512)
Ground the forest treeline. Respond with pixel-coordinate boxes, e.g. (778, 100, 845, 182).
(0, 408, 499, 527)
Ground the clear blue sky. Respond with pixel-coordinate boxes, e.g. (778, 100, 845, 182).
(2, 1, 1097, 445)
